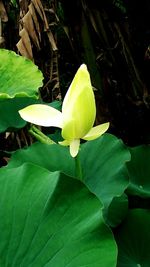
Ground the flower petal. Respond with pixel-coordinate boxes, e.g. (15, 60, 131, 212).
(62, 118, 78, 141)
(59, 139, 80, 157)
(59, 140, 70, 146)
(62, 64, 96, 140)
(19, 104, 63, 128)
(82, 122, 110, 141)
(70, 139, 80, 157)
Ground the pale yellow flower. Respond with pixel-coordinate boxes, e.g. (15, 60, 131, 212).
(19, 64, 109, 157)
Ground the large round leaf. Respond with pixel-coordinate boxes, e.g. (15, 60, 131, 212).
(80, 134, 130, 208)
(0, 163, 117, 266)
(7, 134, 130, 215)
(0, 49, 43, 98)
(127, 145, 150, 197)
(7, 142, 75, 177)
(115, 209, 150, 267)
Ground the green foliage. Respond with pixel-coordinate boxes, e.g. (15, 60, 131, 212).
(7, 133, 130, 230)
(80, 134, 130, 208)
(0, 98, 39, 132)
(0, 97, 61, 133)
(113, 0, 126, 13)
(1, 48, 150, 266)
(127, 145, 150, 198)
(103, 194, 128, 228)
(115, 209, 150, 266)
(0, 49, 43, 99)
(0, 163, 117, 266)
(9, 0, 18, 8)
(7, 141, 76, 176)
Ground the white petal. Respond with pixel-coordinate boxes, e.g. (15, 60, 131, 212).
(19, 104, 63, 128)
(82, 122, 110, 141)
(70, 139, 80, 157)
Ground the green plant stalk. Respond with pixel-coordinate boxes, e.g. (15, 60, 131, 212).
(75, 153, 83, 180)
(29, 125, 55, 145)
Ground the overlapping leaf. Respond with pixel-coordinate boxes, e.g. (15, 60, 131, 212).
(103, 194, 128, 228)
(80, 134, 130, 208)
(7, 133, 130, 225)
(126, 145, 150, 197)
(0, 163, 117, 266)
(115, 209, 150, 266)
(7, 142, 75, 177)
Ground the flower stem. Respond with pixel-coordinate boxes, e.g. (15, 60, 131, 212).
(75, 154, 83, 180)
(29, 125, 56, 145)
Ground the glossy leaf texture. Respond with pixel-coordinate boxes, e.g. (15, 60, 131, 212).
(0, 49, 43, 98)
(115, 209, 150, 267)
(7, 133, 130, 226)
(0, 163, 117, 267)
(126, 145, 150, 197)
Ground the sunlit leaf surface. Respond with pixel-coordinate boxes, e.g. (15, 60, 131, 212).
(0, 49, 43, 98)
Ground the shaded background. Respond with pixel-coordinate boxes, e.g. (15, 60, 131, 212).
(1, 0, 150, 147)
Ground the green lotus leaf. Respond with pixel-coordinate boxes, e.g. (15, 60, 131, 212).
(7, 142, 75, 177)
(80, 134, 130, 208)
(115, 209, 150, 267)
(7, 133, 130, 224)
(127, 145, 150, 197)
(103, 194, 128, 228)
(0, 49, 43, 98)
(0, 163, 117, 266)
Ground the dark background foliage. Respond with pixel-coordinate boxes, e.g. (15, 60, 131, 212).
(0, 0, 150, 149)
